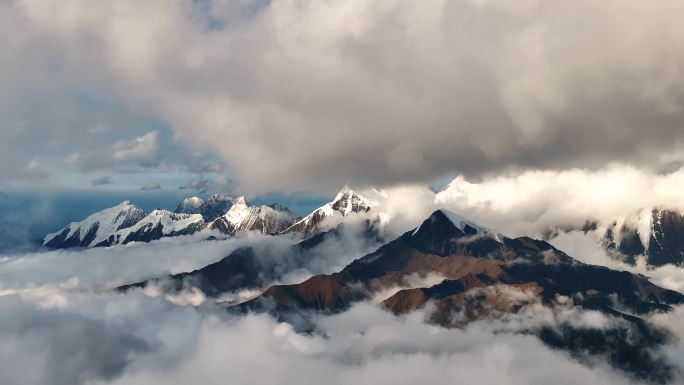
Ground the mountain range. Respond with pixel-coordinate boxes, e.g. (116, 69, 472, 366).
(238, 210, 682, 382)
(41, 186, 684, 382)
(42, 188, 375, 248)
(110, 207, 684, 382)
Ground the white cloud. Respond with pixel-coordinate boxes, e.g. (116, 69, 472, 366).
(140, 182, 161, 190)
(113, 131, 162, 164)
(0, 205, 682, 385)
(435, 164, 684, 237)
(3, 0, 684, 191)
(64, 152, 81, 165)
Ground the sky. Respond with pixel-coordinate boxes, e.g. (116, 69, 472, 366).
(3, 2, 684, 384)
(2, 0, 684, 197)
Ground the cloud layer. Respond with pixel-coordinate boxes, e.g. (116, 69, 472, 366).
(1, 193, 684, 385)
(3, 0, 684, 192)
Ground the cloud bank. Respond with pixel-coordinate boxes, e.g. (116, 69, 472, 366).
(3, 0, 684, 192)
(1, 194, 684, 385)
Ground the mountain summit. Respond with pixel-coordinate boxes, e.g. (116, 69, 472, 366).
(283, 187, 373, 234)
(43, 201, 146, 248)
(209, 196, 297, 235)
(174, 197, 204, 214)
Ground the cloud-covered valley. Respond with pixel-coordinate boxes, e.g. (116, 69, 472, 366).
(2, 203, 684, 385)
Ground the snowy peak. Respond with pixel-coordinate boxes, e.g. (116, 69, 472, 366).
(104, 209, 206, 246)
(438, 209, 488, 234)
(233, 196, 247, 207)
(175, 197, 204, 214)
(331, 187, 373, 216)
(43, 201, 147, 248)
(222, 196, 250, 227)
(209, 197, 297, 236)
(411, 210, 485, 238)
(197, 194, 236, 221)
(407, 210, 502, 256)
(601, 208, 684, 267)
(283, 187, 374, 235)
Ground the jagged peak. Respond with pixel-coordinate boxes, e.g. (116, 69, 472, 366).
(411, 210, 492, 240)
(207, 193, 234, 202)
(437, 209, 488, 233)
(332, 185, 355, 202)
(331, 186, 373, 216)
(267, 202, 293, 214)
(233, 196, 247, 206)
(43, 200, 147, 248)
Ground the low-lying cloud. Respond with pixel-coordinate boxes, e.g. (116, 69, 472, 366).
(0, 286, 669, 385)
(1, 212, 684, 385)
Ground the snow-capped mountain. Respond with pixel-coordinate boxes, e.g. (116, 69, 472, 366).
(601, 208, 684, 267)
(209, 197, 298, 235)
(43, 201, 146, 248)
(174, 197, 204, 214)
(99, 210, 207, 246)
(42, 193, 299, 248)
(240, 209, 681, 382)
(283, 187, 373, 234)
(196, 194, 236, 221)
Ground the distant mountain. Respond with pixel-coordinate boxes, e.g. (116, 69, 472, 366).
(283, 187, 373, 234)
(196, 194, 236, 221)
(117, 222, 382, 300)
(242, 209, 683, 382)
(209, 197, 298, 236)
(43, 201, 146, 248)
(251, 209, 681, 314)
(43, 194, 299, 249)
(96, 210, 207, 246)
(601, 208, 684, 267)
(174, 197, 204, 214)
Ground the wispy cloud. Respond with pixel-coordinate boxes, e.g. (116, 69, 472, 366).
(90, 176, 113, 187)
(140, 183, 161, 191)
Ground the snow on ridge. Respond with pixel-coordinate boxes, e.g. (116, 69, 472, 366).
(438, 209, 488, 233)
(283, 186, 374, 234)
(176, 196, 205, 213)
(43, 201, 146, 247)
(116, 209, 205, 239)
(222, 196, 251, 226)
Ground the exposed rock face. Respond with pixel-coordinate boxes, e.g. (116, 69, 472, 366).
(174, 197, 204, 214)
(43, 201, 147, 248)
(242, 210, 684, 382)
(603, 209, 684, 267)
(248, 210, 680, 314)
(43, 195, 298, 248)
(648, 209, 684, 266)
(197, 194, 236, 221)
(97, 210, 207, 246)
(44, 206, 207, 249)
(117, 223, 380, 300)
(209, 197, 298, 236)
(283, 187, 373, 235)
